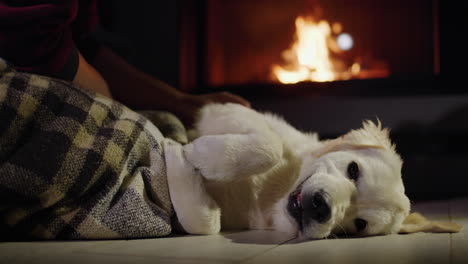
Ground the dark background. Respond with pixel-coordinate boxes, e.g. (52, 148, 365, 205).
(97, 0, 468, 201)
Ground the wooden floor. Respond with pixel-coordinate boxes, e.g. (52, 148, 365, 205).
(1, 198, 467, 264)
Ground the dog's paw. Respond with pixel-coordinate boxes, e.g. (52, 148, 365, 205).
(180, 206, 221, 235)
(164, 139, 222, 235)
(183, 136, 239, 181)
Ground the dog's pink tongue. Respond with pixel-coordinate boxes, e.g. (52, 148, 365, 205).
(296, 192, 302, 206)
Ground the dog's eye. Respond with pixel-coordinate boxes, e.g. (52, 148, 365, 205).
(347, 161, 360, 181)
(354, 218, 367, 232)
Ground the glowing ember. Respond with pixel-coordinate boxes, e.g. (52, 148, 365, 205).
(272, 16, 387, 84)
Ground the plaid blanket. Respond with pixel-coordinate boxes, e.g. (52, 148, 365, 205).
(0, 58, 188, 240)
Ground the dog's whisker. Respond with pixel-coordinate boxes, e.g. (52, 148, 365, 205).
(336, 223, 349, 238)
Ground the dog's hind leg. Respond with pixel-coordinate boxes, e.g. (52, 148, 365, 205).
(164, 140, 221, 235)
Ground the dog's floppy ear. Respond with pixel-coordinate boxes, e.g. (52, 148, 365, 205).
(313, 120, 391, 158)
(313, 140, 385, 158)
(399, 212, 463, 234)
(343, 120, 396, 150)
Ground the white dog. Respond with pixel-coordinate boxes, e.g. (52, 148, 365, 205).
(164, 103, 460, 240)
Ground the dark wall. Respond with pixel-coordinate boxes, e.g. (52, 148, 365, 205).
(98, 0, 180, 87)
(439, 1, 468, 78)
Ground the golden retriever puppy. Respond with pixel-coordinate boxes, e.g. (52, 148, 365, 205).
(164, 103, 460, 240)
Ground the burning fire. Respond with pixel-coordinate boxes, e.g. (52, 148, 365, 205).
(272, 16, 386, 84)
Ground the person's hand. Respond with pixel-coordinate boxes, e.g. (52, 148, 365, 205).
(176, 91, 251, 127)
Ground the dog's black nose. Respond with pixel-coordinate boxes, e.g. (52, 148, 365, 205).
(302, 192, 331, 224)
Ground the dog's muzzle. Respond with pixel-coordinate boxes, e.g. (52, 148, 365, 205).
(288, 189, 331, 231)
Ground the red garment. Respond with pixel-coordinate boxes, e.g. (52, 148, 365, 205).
(0, 0, 99, 80)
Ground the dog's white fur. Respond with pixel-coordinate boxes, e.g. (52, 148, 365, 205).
(164, 103, 411, 240)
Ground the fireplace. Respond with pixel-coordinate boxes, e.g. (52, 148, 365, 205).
(180, 0, 435, 88)
(179, 0, 465, 97)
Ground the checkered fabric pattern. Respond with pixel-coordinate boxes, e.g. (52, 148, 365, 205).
(0, 58, 187, 240)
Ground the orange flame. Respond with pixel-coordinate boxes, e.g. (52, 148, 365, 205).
(272, 16, 381, 84)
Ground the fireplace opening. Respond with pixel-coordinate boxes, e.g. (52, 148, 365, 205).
(180, 0, 439, 91)
(179, 0, 466, 99)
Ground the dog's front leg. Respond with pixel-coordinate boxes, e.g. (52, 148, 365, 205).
(164, 140, 221, 235)
(183, 131, 283, 181)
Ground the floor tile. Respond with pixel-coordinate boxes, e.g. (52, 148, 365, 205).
(244, 232, 451, 264)
(76, 230, 293, 263)
(0, 240, 133, 264)
(245, 199, 453, 264)
(0, 230, 293, 264)
(2, 199, 465, 264)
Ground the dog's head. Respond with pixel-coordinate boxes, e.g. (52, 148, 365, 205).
(274, 120, 411, 240)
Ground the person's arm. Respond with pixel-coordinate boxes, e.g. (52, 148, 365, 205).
(73, 51, 112, 98)
(90, 46, 250, 125)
